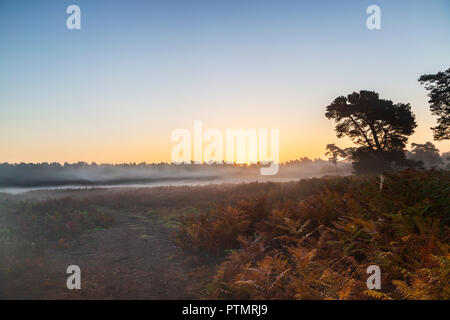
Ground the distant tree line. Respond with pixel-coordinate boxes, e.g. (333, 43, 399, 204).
(0, 159, 341, 188)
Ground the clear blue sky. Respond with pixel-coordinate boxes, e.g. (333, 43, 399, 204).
(0, 0, 449, 163)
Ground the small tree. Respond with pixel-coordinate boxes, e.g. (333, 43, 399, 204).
(418, 68, 450, 140)
(409, 142, 443, 168)
(324, 144, 346, 171)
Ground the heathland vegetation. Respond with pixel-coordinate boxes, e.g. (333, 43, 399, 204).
(176, 170, 449, 299)
(2, 169, 447, 299)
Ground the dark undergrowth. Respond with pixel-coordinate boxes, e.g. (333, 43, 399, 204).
(176, 170, 450, 299)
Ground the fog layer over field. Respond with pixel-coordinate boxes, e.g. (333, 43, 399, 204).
(0, 159, 351, 191)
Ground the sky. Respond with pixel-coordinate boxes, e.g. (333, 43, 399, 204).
(0, 0, 449, 164)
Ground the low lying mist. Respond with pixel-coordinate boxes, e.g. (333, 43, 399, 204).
(0, 159, 352, 191)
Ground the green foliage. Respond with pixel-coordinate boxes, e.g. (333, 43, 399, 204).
(14, 197, 114, 244)
(0, 223, 12, 244)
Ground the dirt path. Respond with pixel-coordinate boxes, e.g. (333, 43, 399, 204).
(2, 205, 201, 299)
